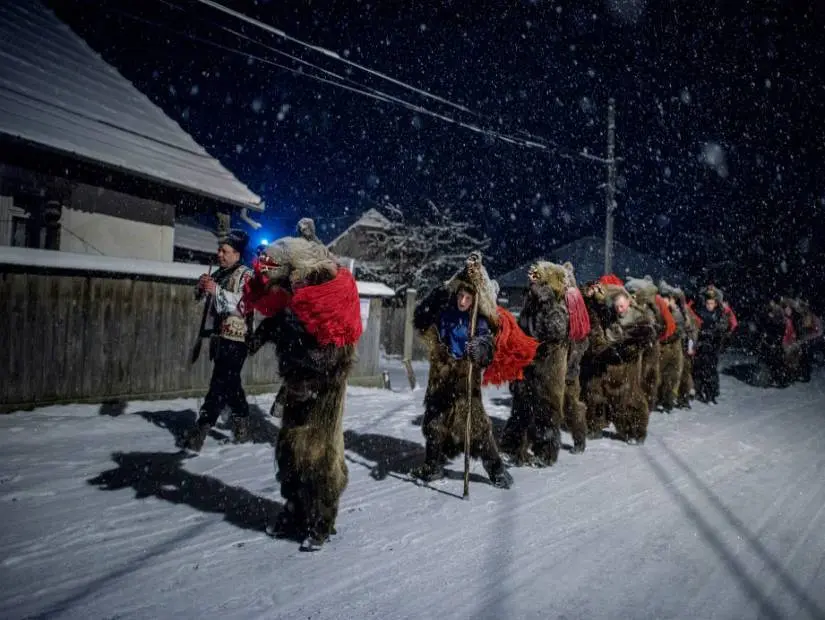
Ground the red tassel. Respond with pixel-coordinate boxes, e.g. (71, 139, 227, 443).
(599, 274, 624, 287)
(655, 294, 677, 341)
(565, 286, 591, 342)
(482, 307, 539, 386)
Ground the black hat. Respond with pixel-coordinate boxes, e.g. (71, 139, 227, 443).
(220, 229, 249, 254)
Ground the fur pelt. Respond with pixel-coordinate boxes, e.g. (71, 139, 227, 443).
(501, 263, 570, 466)
(249, 234, 356, 545)
(417, 326, 509, 484)
(444, 251, 500, 328)
(625, 275, 663, 412)
(579, 284, 653, 443)
(657, 338, 684, 411)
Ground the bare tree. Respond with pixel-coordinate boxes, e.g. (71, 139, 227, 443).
(355, 200, 490, 295)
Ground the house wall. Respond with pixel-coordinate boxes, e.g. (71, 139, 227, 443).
(61, 207, 174, 261)
(60, 183, 175, 261)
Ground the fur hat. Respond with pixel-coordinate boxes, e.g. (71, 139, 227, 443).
(445, 251, 499, 326)
(561, 261, 578, 288)
(527, 260, 568, 300)
(701, 284, 724, 302)
(296, 217, 320, 243)
(657, 279, 683, 299)
(624, 275, 657, 295)
(219, 229, 249, 254)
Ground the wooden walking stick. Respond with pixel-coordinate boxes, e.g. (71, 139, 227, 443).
(463, 291, 480, 499)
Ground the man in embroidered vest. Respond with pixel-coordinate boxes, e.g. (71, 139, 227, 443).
(183, 229, 253, 452)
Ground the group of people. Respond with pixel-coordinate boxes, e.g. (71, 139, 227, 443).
(410, 256, 742, 487)
(178, 220, 818, 551)
(758, 296, 822, 387)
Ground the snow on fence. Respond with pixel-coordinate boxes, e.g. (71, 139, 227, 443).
(0, 248, 390, 411)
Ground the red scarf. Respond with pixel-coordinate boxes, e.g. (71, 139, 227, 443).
(243, 266, 363, 347)
(655, 294, 677, 342)
(565, 286, 591, 342)
(482, 307, 539, 386)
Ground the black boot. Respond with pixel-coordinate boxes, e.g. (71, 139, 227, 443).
(180, 420, 210, 453)
(483, 458, 513, 489)
(230, 415, 251, 443)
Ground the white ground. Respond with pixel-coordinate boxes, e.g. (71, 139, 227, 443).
(2, 356, 825, 620)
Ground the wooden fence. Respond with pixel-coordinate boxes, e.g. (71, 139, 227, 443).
(380, 304, 428, 360)
(0, 251, 389, 412)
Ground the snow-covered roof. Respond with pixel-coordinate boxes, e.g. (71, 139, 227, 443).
(174, 223, 218, 254)
(0, 245, 207, 280)
(327, 208, 393, 249)
(496, 236, 692, 290)
(0, 246, 397, 298)
(0, 0, 262, 211)
(356, 281, 395, 298)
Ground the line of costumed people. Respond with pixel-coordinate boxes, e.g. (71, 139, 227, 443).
(410, 256, 741, 481)
(180, 219, 745, 551)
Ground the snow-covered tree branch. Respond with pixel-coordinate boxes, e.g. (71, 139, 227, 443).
(355, 201, 490, 296)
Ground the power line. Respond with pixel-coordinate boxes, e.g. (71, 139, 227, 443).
(189, 0, 610, 162)
(113, 5, 609, 163)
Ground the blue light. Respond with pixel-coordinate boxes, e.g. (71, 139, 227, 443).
(260, 238, 269, 246)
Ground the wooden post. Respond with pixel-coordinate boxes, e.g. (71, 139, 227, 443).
(402, 287, 417, 390)
(603, 97, 617, 275)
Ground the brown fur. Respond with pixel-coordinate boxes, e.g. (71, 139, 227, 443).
(657, 338, 684, 411)
(276, 344, 354, 541)
(628, 284, 663, 412)
(502, 260, 570, 466)
(260, 234, 356, 544)
(580, 285, 651, 443)
(419, 327, 506, 480)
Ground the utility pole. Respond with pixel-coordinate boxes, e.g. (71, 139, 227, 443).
(603, 97, 617, 275)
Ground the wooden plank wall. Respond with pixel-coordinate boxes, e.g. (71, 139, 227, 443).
(0, 271, 284, 411)
(380, 305, 428, 360)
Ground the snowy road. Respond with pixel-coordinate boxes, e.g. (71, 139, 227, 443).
(1, 357, 825, 620)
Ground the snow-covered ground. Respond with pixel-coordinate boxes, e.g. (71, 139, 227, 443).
(2, 356, 825, 620)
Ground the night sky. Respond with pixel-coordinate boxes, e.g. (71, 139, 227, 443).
(47, 0, 825, 308)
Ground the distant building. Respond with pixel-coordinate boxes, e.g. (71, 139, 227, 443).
(0, 0, 263, 261)
(326, 208, 393, 263)
(496, 236, 693, 310)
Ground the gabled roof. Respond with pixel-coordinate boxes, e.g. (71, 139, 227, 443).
(496, 236, 692, 290)
(327, 208, 393, 249)
(0, 0, 262, 210)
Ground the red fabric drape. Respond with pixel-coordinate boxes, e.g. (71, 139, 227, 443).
(242, 266, 363, 347)
(723, 302, 739, 333)
(565, 286, 591, 342)
(783, 317, 797, 347)
(655, 294, 678, 342)
(599, 274, 624, 287)
(686, 300, 703, 329)
(482, 306, 539, 386)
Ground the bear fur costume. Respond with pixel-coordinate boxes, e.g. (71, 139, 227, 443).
(245, 235, 360, 549)
(412, 253, 513, 488)
(500, 261, 571, 467)
(657, 280, 688, 411)
(625, 276, 664, 412)
(579, 281, 655, 444)
(560, 262, 590, 454)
